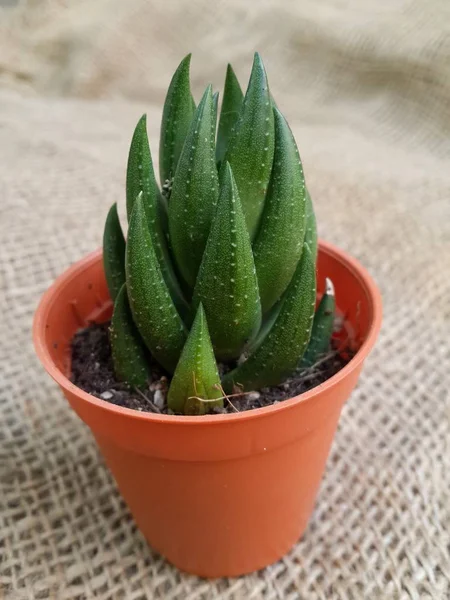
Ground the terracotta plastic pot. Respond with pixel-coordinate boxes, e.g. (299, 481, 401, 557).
(33, 241, 382, 578)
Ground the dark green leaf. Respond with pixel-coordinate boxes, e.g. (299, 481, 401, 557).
(169, 86, 219, 289)
(126, 114, 159, 224)
(224, 53, 274, 238)
(159, 54, 196, 185)
(305, 188, 318, 263)
(299, 278, 335, 369)
(126, 115, 189, 317)
(222, 244, 316, 392)
(216, 63, 243, 166)
(110, 283, 150, 388)
(253, 107, 307, 314)
(126, 195, 187, 373)
(103, 203, 126, 302)
(192, 162, 261, 361)
(212, 90, 219, 140)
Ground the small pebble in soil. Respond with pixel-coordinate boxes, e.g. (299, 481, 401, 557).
(71, 322, 352, 415)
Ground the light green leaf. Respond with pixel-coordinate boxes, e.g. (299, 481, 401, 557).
(168, 304, 223, 415)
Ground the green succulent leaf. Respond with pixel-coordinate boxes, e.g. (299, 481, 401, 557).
(299, 278, 336, 369)
(103, 203, 126, 302)
(159, 54, 196, 185)
(245, 299, 282, 355)
(222, 244, 316, 392)
(305, 188, 318, 263)
(110, 283, 150, 388)
(212, 90, 219, 139)
(216, 63, 244, 167)
(192, 162, 261, 361)
(253, 107, 307, 314)
(168, 86, 219, 289)
(126, 114, 160, 223)
(126, 195, 187, 373)
(126, 115, 189, 317)
(224, 52, 275, 238)
(167, 303, 223, 415)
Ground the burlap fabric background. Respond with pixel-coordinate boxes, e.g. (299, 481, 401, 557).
(1, 1, 449, 598)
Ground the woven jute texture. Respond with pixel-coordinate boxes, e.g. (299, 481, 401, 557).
(1, 1, 449, 598)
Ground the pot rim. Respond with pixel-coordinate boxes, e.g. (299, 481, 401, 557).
(33, 240, 382, 426)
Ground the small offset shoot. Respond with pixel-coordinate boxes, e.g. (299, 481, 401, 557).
(298, 277, 336, 370)
(101, 53, 343, 415)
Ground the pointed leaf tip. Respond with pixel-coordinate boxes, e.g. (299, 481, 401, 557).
(103, 203, 126, 302)
(325, 277, 335, 296)
(298, 278, 336, 369)
(159, 54, 196, 184)
(223, 53, 274, 238)
(126, 114, 159, 224)
(212, 90, 219, 130)
(168, 303, 222, 415)
(253, 51, 263, 65)
(216, 63, 243, 166)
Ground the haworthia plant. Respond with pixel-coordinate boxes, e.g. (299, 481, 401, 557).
(110, 283, 150, 387)
(223, 53, 275, 239)
(102, 53, 333, 414)
(167, 304, 223, 415)
(298, 278, 336, 369)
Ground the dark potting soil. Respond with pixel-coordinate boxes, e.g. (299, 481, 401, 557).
(70, 321, 352, 415)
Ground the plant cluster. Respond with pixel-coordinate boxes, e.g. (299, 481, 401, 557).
(103, 53, 335, 414)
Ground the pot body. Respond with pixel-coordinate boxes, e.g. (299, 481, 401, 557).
(33, 241, 382, 577)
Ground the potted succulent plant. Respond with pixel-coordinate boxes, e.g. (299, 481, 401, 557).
(33, 53, 382, 578)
